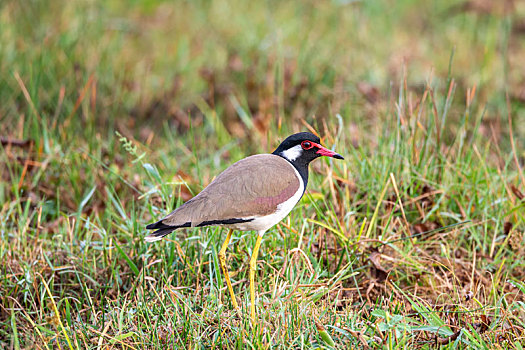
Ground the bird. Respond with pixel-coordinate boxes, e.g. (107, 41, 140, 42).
(145, 132, 343, 323)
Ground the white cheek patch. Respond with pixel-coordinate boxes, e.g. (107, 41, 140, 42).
(281, 145, 303, 162)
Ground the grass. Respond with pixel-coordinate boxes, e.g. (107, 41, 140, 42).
(1, 0, 525, 348)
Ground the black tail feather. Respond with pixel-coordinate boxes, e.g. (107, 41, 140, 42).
(145, 217, 254, 242)
(146, 221, 170, 230)
(145, 221, 189, 242)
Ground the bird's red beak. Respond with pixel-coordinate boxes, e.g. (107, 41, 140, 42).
(315, 144, 344, 159)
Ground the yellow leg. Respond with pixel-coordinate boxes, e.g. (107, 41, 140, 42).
(249, 234, 263, 324)
(218, 229, 240, 313)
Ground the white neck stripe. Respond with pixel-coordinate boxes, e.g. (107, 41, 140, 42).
(281, 144, 303, 162)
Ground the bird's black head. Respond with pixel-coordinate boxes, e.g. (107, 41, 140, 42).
(272, 132, 343, 185)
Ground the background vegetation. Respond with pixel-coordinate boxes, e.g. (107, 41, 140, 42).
(1, 0, 524, 348)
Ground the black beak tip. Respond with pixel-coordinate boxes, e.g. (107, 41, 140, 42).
(333, 153, 344, 160)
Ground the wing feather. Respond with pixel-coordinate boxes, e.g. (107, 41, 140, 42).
(160, 154, 300, 227)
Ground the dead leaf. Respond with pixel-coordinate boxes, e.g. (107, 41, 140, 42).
(369, 249, 389, 281)
(503, 221, 513, 235)
(510, 185, 524, 201)
(0, 137, 32, 148)
(478, 315, 490, 334)
(436, 329, 461, 345)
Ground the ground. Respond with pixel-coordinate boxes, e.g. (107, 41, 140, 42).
(1, 0, 525, 348)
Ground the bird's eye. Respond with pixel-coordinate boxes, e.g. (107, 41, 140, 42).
(301, 141, 313, 150)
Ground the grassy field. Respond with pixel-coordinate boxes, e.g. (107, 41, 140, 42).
(1, 0, 525, 348)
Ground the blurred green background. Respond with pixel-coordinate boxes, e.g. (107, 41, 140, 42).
(2, 0, 524, 146)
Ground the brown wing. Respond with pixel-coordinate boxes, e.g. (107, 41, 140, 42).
(160, 154, 300, 227)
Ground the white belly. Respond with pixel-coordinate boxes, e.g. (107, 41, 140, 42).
(225, 164, 304, 234)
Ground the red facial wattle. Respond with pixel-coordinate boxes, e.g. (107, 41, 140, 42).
(300, 140, 344, 159)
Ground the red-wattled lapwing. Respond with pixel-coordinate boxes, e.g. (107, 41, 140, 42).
(145, 132, 343, 323)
